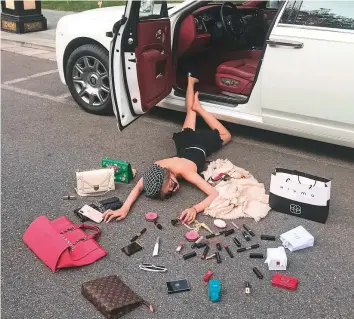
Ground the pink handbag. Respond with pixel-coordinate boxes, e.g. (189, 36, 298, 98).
(23, 216, 107, 272)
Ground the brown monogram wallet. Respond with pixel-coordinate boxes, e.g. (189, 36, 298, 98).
(82, 275, 153, 318)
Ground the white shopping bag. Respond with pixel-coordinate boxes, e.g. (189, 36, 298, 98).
(269, 168, 331, 223)
(265, 247, 287, 270)
(280, 226, 314, 252)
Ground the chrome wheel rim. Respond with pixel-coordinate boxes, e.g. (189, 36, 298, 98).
(72, 56, 110, 107)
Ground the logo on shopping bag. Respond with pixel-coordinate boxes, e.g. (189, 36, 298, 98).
(290, 204, 302, 215)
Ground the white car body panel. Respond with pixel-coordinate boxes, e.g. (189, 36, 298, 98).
(260, 4, 354, 147)
(56, 6, 125, 84)
(56, 1, 354, 148)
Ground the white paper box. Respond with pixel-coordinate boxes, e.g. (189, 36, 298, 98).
(280, 226, 314, 252)
(265, 247, 287, 270)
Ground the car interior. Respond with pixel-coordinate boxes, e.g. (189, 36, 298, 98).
(172, 1, 280, 105)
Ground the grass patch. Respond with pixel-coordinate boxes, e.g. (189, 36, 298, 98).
(42, 0, 184, 12)
(42, 1, 127, 12)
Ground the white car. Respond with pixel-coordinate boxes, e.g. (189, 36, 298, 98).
(56, 0, 354, 148)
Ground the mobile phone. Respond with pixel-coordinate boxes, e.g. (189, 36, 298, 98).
(121, 242, 143, 256)
(79, 204, 103, 223)
(166, 279, 190, 294)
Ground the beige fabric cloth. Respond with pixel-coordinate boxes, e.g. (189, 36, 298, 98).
(202, 159, 271, 222)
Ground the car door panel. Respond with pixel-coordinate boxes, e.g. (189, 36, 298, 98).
(136, 19, 172, 111)
(110, 0, 172, 130)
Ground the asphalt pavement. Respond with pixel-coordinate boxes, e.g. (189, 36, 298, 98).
(1, 51, 354, 319)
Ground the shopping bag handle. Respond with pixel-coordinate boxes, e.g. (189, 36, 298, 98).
(285, 177, 316, 189)
(275, 168, 330, 184)
(77, 224, 102, 239)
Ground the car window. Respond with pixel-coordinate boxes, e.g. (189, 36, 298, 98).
(280, 1, 354, 31)
(139, 0, 170, 19)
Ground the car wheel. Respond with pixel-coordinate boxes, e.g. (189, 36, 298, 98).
(66, 43, 113, 115)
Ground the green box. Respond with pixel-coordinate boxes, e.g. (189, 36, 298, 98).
(101, 158, 134, 184)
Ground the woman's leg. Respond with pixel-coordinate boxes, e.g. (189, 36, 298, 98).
(182, 76, 199, 131)
(192, 92, 232, 145)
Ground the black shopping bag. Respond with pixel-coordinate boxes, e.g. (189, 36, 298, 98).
(269, 168, 331, 224)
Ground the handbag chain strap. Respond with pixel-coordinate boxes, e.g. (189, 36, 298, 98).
(60, 226, 87, 251)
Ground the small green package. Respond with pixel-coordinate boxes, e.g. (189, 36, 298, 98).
(101, 158, 134, 184)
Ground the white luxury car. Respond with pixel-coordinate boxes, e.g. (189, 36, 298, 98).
(56, 0, 354, 148)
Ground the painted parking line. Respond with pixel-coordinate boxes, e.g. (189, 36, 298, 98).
(3, 69, 59, 85)
(2, 84, 66, 104)
(57, 92, 72, 99)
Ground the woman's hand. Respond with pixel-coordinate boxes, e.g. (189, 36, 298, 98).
(179, 207, 198, 224)
(103, 207, 128, 223)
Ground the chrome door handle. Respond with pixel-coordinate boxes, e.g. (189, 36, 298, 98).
(156, 29, 162, 40)
(266, 39, 304, 49)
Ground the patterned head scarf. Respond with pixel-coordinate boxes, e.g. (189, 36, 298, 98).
(143, 164, 165, 198)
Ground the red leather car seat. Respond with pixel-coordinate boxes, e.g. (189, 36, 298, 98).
(215, 58, 259, 95)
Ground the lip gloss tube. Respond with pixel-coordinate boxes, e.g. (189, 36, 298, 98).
(176, 242, 184, 253)
(206, 253, 216, 260)
(237, 244, 260, 253)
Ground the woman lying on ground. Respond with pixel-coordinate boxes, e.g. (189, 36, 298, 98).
(103, 76, 232, 224)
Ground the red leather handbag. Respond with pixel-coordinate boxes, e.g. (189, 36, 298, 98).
(23, 216, 107, 272)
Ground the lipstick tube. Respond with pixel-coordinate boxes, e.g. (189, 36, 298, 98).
(253, 267, 263, 279)
(233, 237, 241, 247)
(201, 245, 210, 260)
(261, 235, 276, 241)
(242, 230, 251, 241)
(215, 251, 221, 263)
(183, 251, 197, 260)
(243, 224, 255, 237)
(224, 245, 234, 258)
(223, 229, 235, 237)
(203, 270, 213, 282)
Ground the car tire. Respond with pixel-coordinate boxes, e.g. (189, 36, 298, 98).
(66, 43, 113, 115)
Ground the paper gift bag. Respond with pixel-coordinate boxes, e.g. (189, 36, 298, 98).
(269, 168, 331, 223)
(280, 226, 314, 252)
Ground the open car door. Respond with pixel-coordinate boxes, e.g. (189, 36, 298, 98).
(109, 0, 173, 130)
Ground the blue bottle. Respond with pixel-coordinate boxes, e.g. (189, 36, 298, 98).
(209, 280, 221, 302)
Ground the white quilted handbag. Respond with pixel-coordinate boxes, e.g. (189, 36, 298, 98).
(76, 168, 115, 197)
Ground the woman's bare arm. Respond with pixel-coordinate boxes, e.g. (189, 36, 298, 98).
(182, 171, 218, 213)
(103, 178, 144, 222)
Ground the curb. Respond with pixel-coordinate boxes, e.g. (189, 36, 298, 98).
(1, 34, 55, 52)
